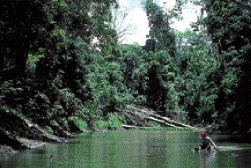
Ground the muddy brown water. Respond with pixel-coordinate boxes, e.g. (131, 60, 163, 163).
(1, 130, 251, 168)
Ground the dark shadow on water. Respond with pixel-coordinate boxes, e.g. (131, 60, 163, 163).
(233, 149, 251, 168)
(31, 148, 46, 155)
(216, 135, 251, 143)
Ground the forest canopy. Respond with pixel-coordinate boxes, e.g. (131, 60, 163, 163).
(0, 0, 250, 133)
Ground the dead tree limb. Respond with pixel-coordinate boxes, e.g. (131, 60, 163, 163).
(146, 117, 183, 129)
(150, 114, 195, 129)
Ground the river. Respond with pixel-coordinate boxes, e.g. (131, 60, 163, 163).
(1, 130, 251, 168)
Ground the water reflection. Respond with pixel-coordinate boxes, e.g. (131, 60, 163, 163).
(146, 132, 168, 167)
(1, 131, 251, 168)
(198, 150, 216, 168)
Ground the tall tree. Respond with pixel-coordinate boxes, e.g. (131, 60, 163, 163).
(144, 0, 176, 56)
(202, 0, 251, 131)
(143, 0, 178, 115)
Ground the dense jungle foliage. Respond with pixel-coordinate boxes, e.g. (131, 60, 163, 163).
(0, 0, 250, 133)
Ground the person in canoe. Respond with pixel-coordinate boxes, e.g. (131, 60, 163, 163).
(199, 131, 217, 150)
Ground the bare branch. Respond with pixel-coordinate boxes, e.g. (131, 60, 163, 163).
(111, 7, 136, 43)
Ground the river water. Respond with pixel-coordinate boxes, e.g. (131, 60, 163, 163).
(1, 130, 251, 168)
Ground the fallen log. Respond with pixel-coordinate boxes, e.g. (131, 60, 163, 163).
(123, 125, 137, 129)
(150, 114, 194, 129)
(146, 117, 182, 129)
(122, 105, 195, 129)
(122, 124, 158, 130)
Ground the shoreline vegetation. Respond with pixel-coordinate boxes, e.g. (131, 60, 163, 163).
(1, 0, 250, 158)
(1, 105, 194, 156)
(0, 105, 244, 157)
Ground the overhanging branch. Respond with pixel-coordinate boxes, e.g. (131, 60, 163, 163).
(231, 0, 251, 10)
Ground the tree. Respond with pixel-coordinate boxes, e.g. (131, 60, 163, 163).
(142, 0, 178, 115)
(0, 0, 120, 129)
(144, 0, 176, 56)
(0, 0, 46, 81)
(201, 0, 251, 131)
(111, 7, 136, 43)
(175, 30, 219, 123)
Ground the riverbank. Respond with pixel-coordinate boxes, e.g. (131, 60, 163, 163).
(0, 139, 46, 157)
(3, 104, 247, 157)
(0, 109, 75, 156)
(0, 105, 196, 156)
